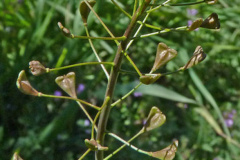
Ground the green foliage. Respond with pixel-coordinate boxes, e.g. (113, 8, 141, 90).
(1, 0, 240, 160)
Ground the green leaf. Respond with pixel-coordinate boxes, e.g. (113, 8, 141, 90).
(194, 107, 223, 135)
(136, 84, 197, 104)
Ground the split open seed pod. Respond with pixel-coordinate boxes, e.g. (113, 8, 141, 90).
(29, 61, 47, 76)
(188, 18, 203, 31)
(204, 0, 218, 4)
(151, 43, 177, 73)
(200, 13, 220, 29)
(79, 0, 96, 25)
(13, 152, 24, 160)
(55, 72, 77, 98)
(16, 70, 39, 96)
(140, 74, 161, 85)
(180, 46, 206, 70)
(141, 106, 166, 132)
(150, 140, 178, 160)
(85, 139, 108, 151)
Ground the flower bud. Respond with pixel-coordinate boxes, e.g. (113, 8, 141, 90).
(151, 43, 177, 73)
(16, 70, 39, 96)
(142, 106, 166, 132)
(200, 13, 220, 29)
(150, 140, 178, 160)
(55, 72, 77, 98)
(29, 61, 47, 76)
(79, 0, 96, 25)
(140, 74, 161, 85)
(188, 18, 203, 31)
(13, 152, 24, 160)
(57, 22, 73, 38)
(85, 139, 108, 151)
(204, 0, 218, 4)
(180, 46, 206, 70)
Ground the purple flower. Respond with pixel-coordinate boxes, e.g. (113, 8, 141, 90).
(134, 92, 142, 97)
(54, 90, 62, 96)
(187, 9, 198, 16)
(231, 109, 236, 114)
(224, 119, 234, 128)
(84, 119, 90, 127)
(188, 20, 193, 26)
(77, 83, 85, 94)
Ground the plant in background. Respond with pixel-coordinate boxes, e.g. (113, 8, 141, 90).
(15, 0, 224, 159)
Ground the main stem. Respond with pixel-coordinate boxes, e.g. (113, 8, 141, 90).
(95, 1, 152, 160)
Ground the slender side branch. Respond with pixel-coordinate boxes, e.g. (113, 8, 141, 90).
(40, 93, 101, 110)
(48, 62, 114, 72)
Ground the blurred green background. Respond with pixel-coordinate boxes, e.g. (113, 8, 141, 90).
(1, 0, 240, 159)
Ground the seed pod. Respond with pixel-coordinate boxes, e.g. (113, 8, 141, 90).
(142, 106, 166, 132)
(140, 74, 161, 85)
(200, 13, 220, 29)
(55, 72, 77, 98)
(204, 0, 218, 4)
(29, 61, 47, 76)
(79, 0, 96, 25)
(180, 46, 206, 70)
(150, 140, 178, 160)
(151, 43, 177, 73)
(188, 18, 203, 31)
(85, 139, 108, 151)
(13, 152, 24, 160)
(57, 22, 73, 38)
(16, 70, 39, 96)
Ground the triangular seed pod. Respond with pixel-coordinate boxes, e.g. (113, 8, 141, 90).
(151, 43, 177, 73)
(200, 13, 220, 29)
(16, 70, 39, 96)
(140, 74, 161, 85)
(55, 72, 77, 98)
(142, 106, 166, 132)
(180, 46, 206, 70)
(13, 152, 24, 160)
(79, 0, 96, 25)
(150, 140, 178, 160)
(29, 61, 47, 76)
(188, 18, 203, 31)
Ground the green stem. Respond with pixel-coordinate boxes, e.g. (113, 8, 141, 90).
(84, 26, 110, 80)
(147, 0, 205, 13)
(40, 93, 100, 111)
(76, 101, 98, 132)
(111, 0, 132, 19)
(137, 21, 162, 30)
(72, 35, 126, 41)
(104, 131, 144, 160)
(126, 0, 157, 50)
(84, 0, 120, 45)
(124, 52, 142, 76)
(147, 0, 171, 13)
(48, 62, 114, 72)
(78, 149, 91, 160)
(111, 82, 142, 108)
(95, 1, 152, 160)
(131, 26, 188, 40)
(133, 0, 138, 15)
